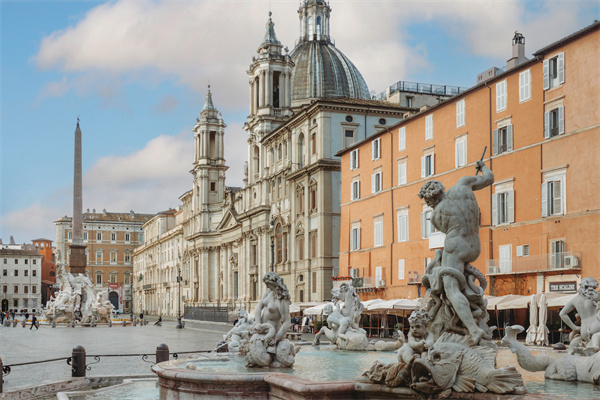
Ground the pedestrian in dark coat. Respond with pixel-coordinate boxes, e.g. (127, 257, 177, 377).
(30, 315, 38, 330)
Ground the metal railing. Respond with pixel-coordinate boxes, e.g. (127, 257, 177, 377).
(0, 343, 210, 393)
(374, 80, 467, 101)
(487, 251, 582, 274)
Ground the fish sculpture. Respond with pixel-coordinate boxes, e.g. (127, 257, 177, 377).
(410, 332, 523, 397)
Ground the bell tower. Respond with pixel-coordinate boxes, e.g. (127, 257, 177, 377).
(192, 87, 228, 231)
(298, 0, 331, 43)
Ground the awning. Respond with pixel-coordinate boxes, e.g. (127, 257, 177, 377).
(366, 298, 421, 312)
(546, 293, 577, 308)
(289, 302, 320, 313)
(303, 302, 344, 316)
(485, 294, 523, 310)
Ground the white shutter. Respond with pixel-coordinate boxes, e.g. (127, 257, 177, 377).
(398, 259, 405, 280)
(421, 211, 426, 238)
(371, 141, 375, 160)
(519, 72, 525, 101)
(507, 125, 513, 151)
(455, 139, 460, 167)
(525, 70, 531, 100)
(516, 245, 524, 257)
(493, 129, 499, 155)
(399, 127, 406, 150)
(350, 183, 354, 200)
(492, 193, 498, 226)
(553, 180, 562, 214)
(375, 266, 382, 282)
(541, 182, 548, 217)
(356, 181, 360, 199)
(558, 106, 565, 135)
(557, 52, 565, 84)
(357, 228, 360, 249)
(543, 59, 550, 90)
(371, 174, 376, 193)
(421, 156, 426, 178)
(508, 190, 515, 223)
(430, 153, 435, 175)
(544, 111, 550, 139)
(398, 213, 408, 242)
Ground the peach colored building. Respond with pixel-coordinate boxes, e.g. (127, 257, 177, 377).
(338, 23, 600, 301)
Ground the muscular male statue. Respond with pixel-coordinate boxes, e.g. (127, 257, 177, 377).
(418, 160, 493, 345)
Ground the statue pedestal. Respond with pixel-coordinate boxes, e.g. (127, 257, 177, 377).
(69, 243, 87, 275)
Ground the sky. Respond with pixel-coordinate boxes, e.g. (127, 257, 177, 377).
(1, 0, 598, 245)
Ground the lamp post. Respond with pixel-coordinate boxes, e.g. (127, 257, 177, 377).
(270, 217, 275, 272)
(176, 252, 183, 329)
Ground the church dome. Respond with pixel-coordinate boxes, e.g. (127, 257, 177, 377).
(290, 41, 370, 103)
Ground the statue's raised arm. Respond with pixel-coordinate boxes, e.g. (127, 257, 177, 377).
(457, 160, 494, 191)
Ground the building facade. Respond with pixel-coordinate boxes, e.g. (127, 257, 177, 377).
(32, 238, 57, 305)
(55, 210, 153, 312)
(1, 239, 43, 312)
(338, 23, 600, 300)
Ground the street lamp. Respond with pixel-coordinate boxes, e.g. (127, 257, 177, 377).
(270, 217, 275, 272)
(176, 252, 183, 329)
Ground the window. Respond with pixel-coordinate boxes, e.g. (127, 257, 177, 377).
(378, 118, 387, 125)
(371, 138, 381, 160)
(397, 208, 408, 242)
(345, 130, 354, 138)
(519, 69, 531, 102)
(496, 80, 507, 112)
(111, 232, 116, 242)
(398, 259, 405, 280)
(110, 273, 117, 284)
(421, 150, 435, 178)
(310, 185, 317, 210)
(2, 286, 6, 293)
(375, 266, 383, 286)
(2, 269, 6, 276)
(398, 127, 406, 151)
(492, 190, 515, 225)
(311, 133, 316, 154)
(96, 251, 103, 262)
(33, 270, 36, 277)
(351, 178, 360, 201)
(124, 251, 131, 263)
(32, 259, 36, 265)
(544, 106, 564, 138)
(425, 114, 433, 140)
(24, 286, 29, 294)
(542, 171, 566, 217)
(3, 259, 5, 264)
(543, 52, 565, 90)
(14, 286, 18, 294)
(297, 185, 304, 213)
(310, 232, 317, 258)
(421, 208, 437, 238)
(24, 270, 28, 277)
(14, 269, 18, 277)
(32, 286, 37, 294)
(210, 182, 216, 192)
(456, 99, 465, 127)
(372, 170, 382, 193)
(110, 251, 117, 263)
(499, 245, 512, 273)
(516, 244, 530, 257)
(125, 233, 130, 242)
(406, 96, 413, 108)
(397, 158, 407, 185)
(350, 149, 359, 170)
(345, 115, 353, 122)
(97, 232, 102, 241)
(455, 135, 467, 167)
(550, 239, 566, 269)
(374, 216, 383, 247)
(96, 273, 102, 284)
(25, 259, 28, 264)
(83, 232, 88, 241)
(276, 224, 283, 264)
(14, 259, 18, 264)
(493, 125, 513, 154)
(350, 222, 361, 251)
(68, 231, 72, 240)
(312, 271, 317, 293)
(297, 236, 305, 260)
(251, 243, 257, 266)
(50, 271, 55, 277)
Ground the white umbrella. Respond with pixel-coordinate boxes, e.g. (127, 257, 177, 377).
(525, 294, 538, 345)
(535, 292, 549, 346)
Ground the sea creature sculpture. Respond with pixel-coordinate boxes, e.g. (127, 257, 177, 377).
(502, 325, 600, 384)
(410, 332, 523, 396)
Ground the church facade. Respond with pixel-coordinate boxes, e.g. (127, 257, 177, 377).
(134, 0, 413, 314)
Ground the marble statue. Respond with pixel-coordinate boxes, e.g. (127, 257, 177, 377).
(312, 283, 369, 350)
(244, 272, 295, 368)
(503, 325, 600, 384)
(362, 160, 525, 396)
(559, 277, 600, 354)
(223, 309, 252, 353)
(44, 264, 97, 324)
(419, 160, 494, 345)
(91, 292, 115, 323)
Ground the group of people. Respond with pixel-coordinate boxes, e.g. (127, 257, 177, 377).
(290, 315, 313, 333)
(1, 309, 39, 330)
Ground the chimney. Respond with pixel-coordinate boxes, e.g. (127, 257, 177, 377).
(507, 32, 528, 69)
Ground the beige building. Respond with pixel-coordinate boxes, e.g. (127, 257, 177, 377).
(1, 239, 43, 312)
(55, 209, 152, 312)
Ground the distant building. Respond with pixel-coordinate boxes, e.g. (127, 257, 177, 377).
(55, 209, 153, 312)
(133, 208, 183, 316)
(1, 238, 43, 312)
(337, 22, 600, 300)
(31, 238, 57, 305)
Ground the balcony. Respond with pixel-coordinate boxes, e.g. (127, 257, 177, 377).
(354, 276, 386, 293)
(487, 251, 582, 275)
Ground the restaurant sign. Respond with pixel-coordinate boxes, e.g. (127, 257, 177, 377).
(549, 281, 577, 292)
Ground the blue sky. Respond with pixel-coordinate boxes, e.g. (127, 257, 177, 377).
(1, 0, 598, 244)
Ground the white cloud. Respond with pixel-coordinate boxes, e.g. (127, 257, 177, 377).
(1, 202, 66, 245)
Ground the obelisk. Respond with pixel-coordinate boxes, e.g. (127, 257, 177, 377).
(69, 118, 87, 274)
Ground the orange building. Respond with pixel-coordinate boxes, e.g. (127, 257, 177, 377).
(32, 238, 56, 305)
(338, 23, 600, 301)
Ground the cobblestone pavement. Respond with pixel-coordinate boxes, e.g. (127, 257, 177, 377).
(0, 318, 231, 390)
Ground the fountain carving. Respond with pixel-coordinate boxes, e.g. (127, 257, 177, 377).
(243, 272, 296, 368)
(313, 283, 369, 350)
(363, 160, 525, 396)
(221, 309, 252, 353)
(44, 264, 114, 323)
(559, 277, 600, 354)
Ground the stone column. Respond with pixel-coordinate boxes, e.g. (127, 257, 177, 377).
(70, 121, 87, 274)
(258, 73, 264, 108)
(267, 71, 273, 107)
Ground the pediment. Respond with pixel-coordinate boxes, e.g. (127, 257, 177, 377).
(217, 209, 240, 232)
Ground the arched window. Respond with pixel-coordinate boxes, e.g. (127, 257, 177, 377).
(253, 146, 260, 176)
(316, 16, 322, 40)
(276, 224, 283, 264)
(278, 143, 282, 160)
(308, 16, 313, 37)
(298, 134, 305, 168)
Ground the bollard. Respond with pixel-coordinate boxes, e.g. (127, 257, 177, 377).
(133, 319, 136, 326)
(156, 344, 169, 364)
(0, 355, 3, 393)
(71, 320, 75, 328)
(108, 319, 112, 327)
(22, 320, 26, 328)
(71, 345, 86, 377)
(123, 320, 127, 327)
(52, 320, 56, 328)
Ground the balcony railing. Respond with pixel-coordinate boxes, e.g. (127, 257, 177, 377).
(375, 80, 467, 100)
(487, 251, 581, 274)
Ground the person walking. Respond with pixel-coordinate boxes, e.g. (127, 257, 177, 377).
(25, 312, 29, 322)
(1, 311, 4, 325)
(154, 315, 162, 326)
(30, 314, 38, 330)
